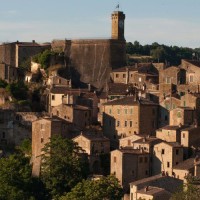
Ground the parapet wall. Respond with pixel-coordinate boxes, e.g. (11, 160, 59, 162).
(51, 39, 126, 88)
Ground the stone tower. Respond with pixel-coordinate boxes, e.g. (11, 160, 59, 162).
(111, 11, 125, 40)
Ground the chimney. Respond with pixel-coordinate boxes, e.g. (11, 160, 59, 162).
(88, 83, 91, 92)
(32, 40, 35, 43)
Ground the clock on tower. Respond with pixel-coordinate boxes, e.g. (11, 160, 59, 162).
(111, 11, 125, 40)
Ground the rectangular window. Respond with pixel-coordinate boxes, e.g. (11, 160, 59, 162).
(139, 157, 143, 163)
(144, 157, 148, 163)
(125, 121, 127, 127)
(116, 74, 119, 78)
(167, 162, 170, 168)
(117, 109, 120, 114)
(162, 149, 165, 154)
(183, 133, 185, 138)
(189, 75, 194, 83)
(114, 156, 117, 163)
(130, 108, 133, 114)
(123, 74, 126, 78)
(124, 109, 128, 114)
(41, 124, 45, 130)
(109, 109, 112, 114)
(128, 140, 131, 146)
(176, 149, 179, 155)
(116, 121, 120, 127)
(130, 121, 133, 127)
(166, 77, 171, 84)
(52, 95, 55, 100)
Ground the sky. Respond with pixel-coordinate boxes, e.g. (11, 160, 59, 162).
(1, 0, 200, 48)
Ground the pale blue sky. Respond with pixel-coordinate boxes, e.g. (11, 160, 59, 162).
(1, 0, 200, 47)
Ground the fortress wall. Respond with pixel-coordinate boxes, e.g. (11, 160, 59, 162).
(110, 39, 126, 68)
(51, 40, 66, 52)
(0, 43, 16, 67)
(69, 39, 112, 88)
(17, 45, 50, 67)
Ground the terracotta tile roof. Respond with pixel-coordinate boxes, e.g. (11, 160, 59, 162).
(134, 137, 162, 145)
(108, 83, 133, 95)
(74, 132, 109, 141)
(162, 125, 188, 131)
(183, 59, 200, 68)
(130, 174, 183, 194)
(173, 158, 195, 170)
(50, 87, 90, 96)
(137, 186, 172, 197)
(103, 96, 158, 106)
(163, 142, 183, 148)
(116, 147, 149, 155)
(112, 66, 138, 72)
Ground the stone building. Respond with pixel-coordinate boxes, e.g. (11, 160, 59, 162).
(159, 93, 181, 127)
(13, 112, 43, 145)
(130, 174, 183, 200)
(73, 128, 110, 174)
(0, 109, 14, 145)
(0, 63, 18, 83)
(111, 148, 150, 192)
(0, 41, 50, 68)
(45, 86, 99, 122)
(181, 59, 200, 85)
(46, 75, 71, 88)
(172, 157, 198, 180)
(110, 63, 159, 91)
(32, 117, 71, 176)
(180, 126, 200, 148)
(152, 142, 183, 176)
(51, 11, 126, 89)
(133, 137, 162, 175)
(170, 107, 195, 126)
(52, 104, 92, 130)
(102, 96, 158, 148)
(119, 134, 143, 148)
(156, 125, 186, 144)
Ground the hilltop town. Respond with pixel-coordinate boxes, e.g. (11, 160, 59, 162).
(1, 10, 200, 200)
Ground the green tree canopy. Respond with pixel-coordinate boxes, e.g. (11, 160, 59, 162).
(6, 81, 28, 100)
(0, 79, 8, 88)
(0, 153, 47, 200)
(150, 46, 166, 62)
(126, 41, 194, 65)
(40, 136, 89, 199)
(61, 175, 123, 200)
(32, 50, 55, 70)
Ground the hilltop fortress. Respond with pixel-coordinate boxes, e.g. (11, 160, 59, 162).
(51, 11, 126, 88)
(0, 11, 126, 88)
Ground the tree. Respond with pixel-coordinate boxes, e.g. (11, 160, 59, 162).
(17, 138, 32, 157)
(0, 79, 8, 88)
(40, 136, 90, 198)
(170, 176, 200, 200)
(150, 46, 166, 62)
(6, 81, 28, 101)
(61, 175, 123, 200)
(32, 50, 55, 70)
(0, 153, 47, 200)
